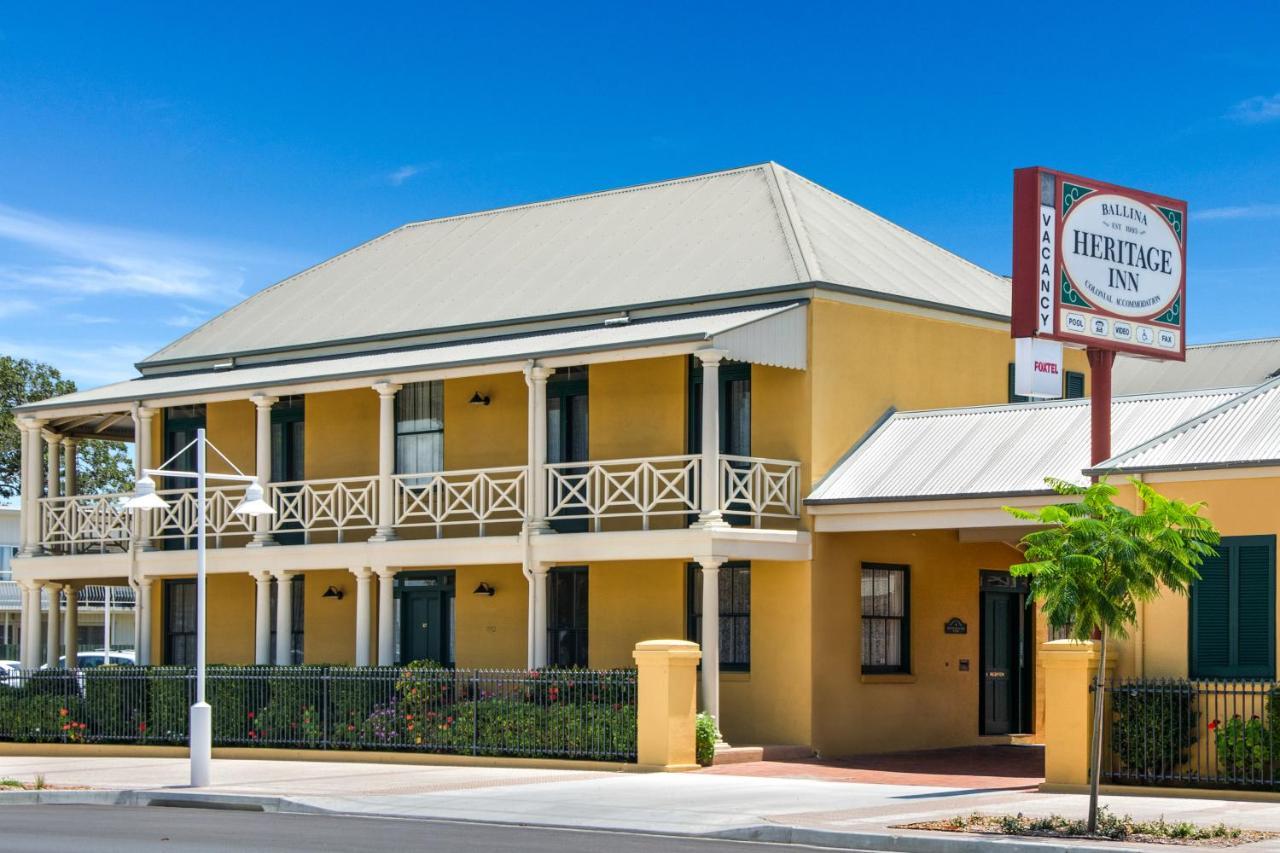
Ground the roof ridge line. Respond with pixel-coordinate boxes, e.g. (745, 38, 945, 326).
(890, 385, 1251, 420)
(1092, 375, 1280, 471)
(766, 163, 820, 281)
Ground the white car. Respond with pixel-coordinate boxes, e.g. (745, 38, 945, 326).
(41, 651, 136, 670)
(0, 660, 19, 687)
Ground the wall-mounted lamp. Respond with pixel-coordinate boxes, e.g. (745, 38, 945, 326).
(322, 585, 345, 600)
(472, 582, 496, 597)
(469, 391, 491, 406)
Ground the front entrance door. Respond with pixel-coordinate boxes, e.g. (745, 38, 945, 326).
(398, 572, 455, 666)
(979, 571, 1032, 735)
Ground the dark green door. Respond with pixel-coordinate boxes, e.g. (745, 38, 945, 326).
(980, 572, 1032, 735)
(398, 572, 455, 666)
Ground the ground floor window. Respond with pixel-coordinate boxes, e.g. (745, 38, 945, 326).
(1191, 535, 1276, 679)
(860, 563, 909, 674)
(163, 579, 196, 666)
(268, 575, 306, 664)
(686, 562, 750, 671)
(548, 566, 588, 668)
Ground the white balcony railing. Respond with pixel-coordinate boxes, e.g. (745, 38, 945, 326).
(720, 455, 801, 527)
(36, 455, 800, 552)
(394, 466, 526, 536)
(272, 476, 377, 543)
(546, 455, 700, 531)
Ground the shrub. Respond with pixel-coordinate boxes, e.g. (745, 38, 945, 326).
(144, 667, 190, 743)
(84, 665, 150, 740)
(1210, 715, 1269, 777)
(1109, 681, 1197, 778)
(695, 712, 718, 767)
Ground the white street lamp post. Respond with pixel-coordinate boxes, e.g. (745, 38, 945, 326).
(123, 428, 273, 788)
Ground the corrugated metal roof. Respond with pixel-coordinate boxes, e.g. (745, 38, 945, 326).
(19, 304, 805, 413)
(807, 388, 1242, 504)
(1094, 376, 1280, 474)
(1113, 337, 1280, 395)
(144, 163, 1010, 366)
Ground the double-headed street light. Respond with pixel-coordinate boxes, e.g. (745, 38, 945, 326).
(124, 428, 274, 788)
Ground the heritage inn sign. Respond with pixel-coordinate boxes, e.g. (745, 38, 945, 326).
(1012, 167, 1188, 361)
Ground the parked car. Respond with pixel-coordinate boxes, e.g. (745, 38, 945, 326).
(40, 651, 136, 670)
(0, 660, 19, 686)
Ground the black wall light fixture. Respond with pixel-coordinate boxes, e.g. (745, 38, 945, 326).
(469, 391, 491, 406)
(473, 582, 496, 596)
(322, 585, 345, 600)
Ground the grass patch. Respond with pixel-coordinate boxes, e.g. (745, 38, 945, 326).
(901, 807, 1276, 846)
(0, 778, 24, 789)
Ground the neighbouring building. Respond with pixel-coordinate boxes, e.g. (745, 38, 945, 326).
(10, 162, 1272, 756)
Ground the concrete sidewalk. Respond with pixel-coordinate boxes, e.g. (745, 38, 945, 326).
(2, 755, 1279, 851)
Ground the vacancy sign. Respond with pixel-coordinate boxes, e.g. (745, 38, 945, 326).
(1012, 167, 1187, 361)
(1015, 337, 1064, 398)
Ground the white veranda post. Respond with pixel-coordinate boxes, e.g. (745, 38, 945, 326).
(697, 557, 724, 729)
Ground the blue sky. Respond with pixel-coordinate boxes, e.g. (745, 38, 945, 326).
(1, 3, 1277, 388)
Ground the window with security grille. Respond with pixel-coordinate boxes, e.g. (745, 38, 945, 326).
(686, 562, 750, 671)
(861, 563, 909, 674)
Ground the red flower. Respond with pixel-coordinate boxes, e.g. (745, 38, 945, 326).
(347, 724, 355, 732)
(138, 723, 148, 733)
(247, 711, 255, 719)
(249, 731, 257, 739)
(62, 724, 70, 731)
(59, 708, 68, 717)
(1208, 719, 1219, 731)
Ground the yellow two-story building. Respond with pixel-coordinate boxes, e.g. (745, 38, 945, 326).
(11, 163, 1099, 754)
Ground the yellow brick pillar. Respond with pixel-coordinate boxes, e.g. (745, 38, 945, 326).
(633, 639, 701, 771)
(1041, 639, 1117, 787)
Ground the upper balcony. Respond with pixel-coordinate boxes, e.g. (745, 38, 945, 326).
(13, 303, 810, 562)
(37, 454, 801, 554)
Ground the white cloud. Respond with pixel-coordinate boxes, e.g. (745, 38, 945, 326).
(0, 337, 154, 387)
(1228, 93, 1280, 124)
(0, 297, 36, 319)
(1198, 203, 1280, 221)
(0, 203, 252, 302)
(387, 165, 422, 186)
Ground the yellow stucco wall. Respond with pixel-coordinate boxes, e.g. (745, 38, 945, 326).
(303, 569, 359, 664)
(305, 389, 378, 479)
(454, 564, 527, 668)
(587, 560, 686, 670)
(443, 374, 528, 469)
(204, 401, 256, 475)
(809, 529, 1021, 757)
(588, 358, 687, 460)
(807, 298, 1090, 488)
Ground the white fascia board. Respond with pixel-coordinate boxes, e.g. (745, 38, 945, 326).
(809, 494, 1067, 532)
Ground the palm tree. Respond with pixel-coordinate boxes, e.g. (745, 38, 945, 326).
(1005, 477, 1219, 834)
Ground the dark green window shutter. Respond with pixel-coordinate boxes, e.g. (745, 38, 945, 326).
(1190, 536, 1275, 679)
(1007, 364, 1029, 404)
(1236, 542, 1275, 673)
(1190, 549, 1231, 675)
(1065, 371, 1086, 399)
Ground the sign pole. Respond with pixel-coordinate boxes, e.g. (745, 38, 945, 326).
(1085, 347, 1115, 468)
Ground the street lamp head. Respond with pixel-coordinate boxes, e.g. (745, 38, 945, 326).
(123, 476, 169, 511)
(232, 480, 275, 517)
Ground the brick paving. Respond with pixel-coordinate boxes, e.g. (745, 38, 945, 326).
(699, 744, 1045, 789)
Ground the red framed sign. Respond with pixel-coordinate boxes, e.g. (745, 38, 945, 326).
(1012, 167, 1187, 361)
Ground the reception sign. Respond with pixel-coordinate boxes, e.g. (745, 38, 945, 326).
(1012, 167, 1187, 361)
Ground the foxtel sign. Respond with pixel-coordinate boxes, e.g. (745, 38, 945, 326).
(1012, 167, 1187, 361)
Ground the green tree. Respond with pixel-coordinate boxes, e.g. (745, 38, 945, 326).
(0, 356, 134, 499)
(1005, 478, 1219, 834)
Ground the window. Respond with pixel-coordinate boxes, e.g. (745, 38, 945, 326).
(547, 566, 588, 668)
(395, 381, 444, 476)
(0, 545, 14, 581)
(861, 563, 909, 674)
(163, 579, 197, 665)
(547, 367, 588, 465)
(686, 562, 750, 671)
(1191, 535, 1276, 679)
(688, 359, 751, 456)
(1065, 371, 1086, 399)
(163, 405, 206, 550)
(271, 396, 305, 483)
(268, 575, 306, 664)
(1007, 364, 1030, 404)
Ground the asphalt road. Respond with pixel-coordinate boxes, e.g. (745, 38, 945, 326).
(0, 805, 864, 852)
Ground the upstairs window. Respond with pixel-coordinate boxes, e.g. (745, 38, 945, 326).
(396, 381, 444, 475)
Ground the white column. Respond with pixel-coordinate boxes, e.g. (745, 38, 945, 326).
(371, 383, 402, 542)
(18, 581, 37, 669)
(137, 578, 153, 665)
(45, 583, 61, 668)
(694, 350, 728, 529)
(523, 365, 553, 533)
(697, 556, 724, 726)
(532, 563, 549, 668)
(64, 586, 79, 669)
(45, 432, 60, 501)
(351, 567, 373, 665)
(273, 571, 294, 665)
(134, 406, 155, 551)
(19, 417, 47, 556)
(376, 567, 397, 665)
(63, 438, 77, 497)
(253, 571, 272, 664)
(250, 395, 277, 546)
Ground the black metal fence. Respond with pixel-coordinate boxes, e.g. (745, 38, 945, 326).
(1104, 677, 1280, 790)
(0, 665, 638, 761)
